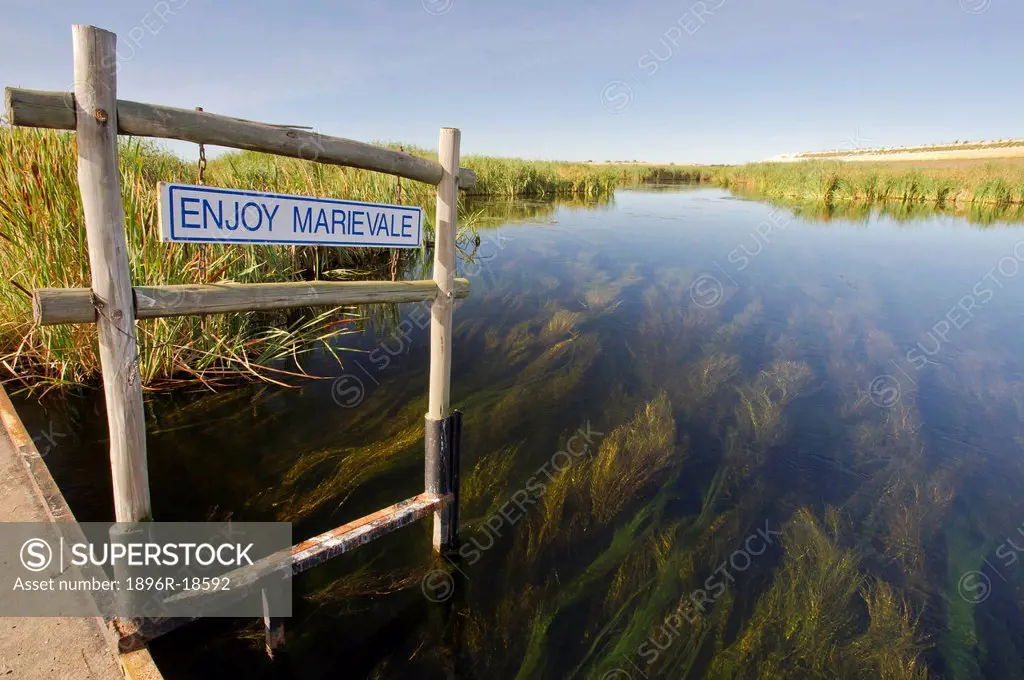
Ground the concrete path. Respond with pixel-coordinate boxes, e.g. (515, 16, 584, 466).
(0, 385, 162, 680)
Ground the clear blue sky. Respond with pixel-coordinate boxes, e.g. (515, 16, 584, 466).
(0, 0, 1018, 164)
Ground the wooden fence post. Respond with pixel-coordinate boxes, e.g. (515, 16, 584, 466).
(426, 128, 460, 552)
(72, 25, 152, 522)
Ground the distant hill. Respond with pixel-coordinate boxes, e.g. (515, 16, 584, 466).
(768, 139, 1024, 163)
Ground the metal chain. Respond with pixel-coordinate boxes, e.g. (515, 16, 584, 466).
(195, 106, 207, 280)
(391, 146, 404, 280)
(395, 146, 404, 204)
(195, 106, 207, 185)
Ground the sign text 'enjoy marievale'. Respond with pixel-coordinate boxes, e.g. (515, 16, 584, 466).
(158, 183, 423, 248)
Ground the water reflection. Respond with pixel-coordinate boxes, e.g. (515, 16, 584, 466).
(15, 187, 1024, 679)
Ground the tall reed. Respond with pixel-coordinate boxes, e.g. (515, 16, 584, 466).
(0, 128, 425, 390)
(1, 128, 693, 390)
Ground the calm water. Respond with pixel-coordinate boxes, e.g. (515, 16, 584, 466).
(18, 187, 1024, 679)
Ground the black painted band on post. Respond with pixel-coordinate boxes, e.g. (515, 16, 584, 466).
(448, 410, 462, 546)
(424, 411, 462, 552)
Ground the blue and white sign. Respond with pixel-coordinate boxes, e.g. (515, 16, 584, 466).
(158, 183, 423, 249)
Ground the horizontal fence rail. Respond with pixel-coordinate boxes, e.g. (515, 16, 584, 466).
(33, 278, 471, 325)
(5, 88, 477, 189)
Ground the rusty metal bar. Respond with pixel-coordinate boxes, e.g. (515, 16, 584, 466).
(111, 492, 449, 650)
(291, 492, 446, 573)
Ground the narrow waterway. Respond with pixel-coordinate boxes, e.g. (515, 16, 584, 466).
(19, 186, 1024, 679)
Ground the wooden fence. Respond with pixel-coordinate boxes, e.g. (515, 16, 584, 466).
(5, 24, 471, 656)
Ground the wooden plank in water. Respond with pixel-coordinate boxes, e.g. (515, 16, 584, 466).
(33, 278, 471, 325)
(5, 87, 477, 189)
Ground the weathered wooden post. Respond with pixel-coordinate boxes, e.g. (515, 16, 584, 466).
(72, 25, 152, 522)
(426, 128, 461, 553)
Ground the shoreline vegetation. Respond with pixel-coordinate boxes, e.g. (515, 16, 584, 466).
(0, 127, 702, 391)
(713, 160, 1024, 207)
(3, 125, 1024, 390)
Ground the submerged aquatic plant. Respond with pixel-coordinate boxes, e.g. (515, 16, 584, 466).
(681, 351, 742, 421)
(461, 443, 520, 523)
(265, 396, 427, 521)
(525, 461, 591, 560)
(709, 507, 927, 679)
(540, 309, 584, 340)
(591, 391, 677, 523)
(521, 392, 679, 560)
(463, 583, 545, 657)
(736, 360, 814, 448)
(305, 562, 426, 607)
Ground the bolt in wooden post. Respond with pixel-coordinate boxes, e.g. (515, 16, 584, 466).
(73, 25, 152, 522)
(426, 128, 460, 552)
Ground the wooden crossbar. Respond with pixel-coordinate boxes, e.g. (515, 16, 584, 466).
(33, 278, 471, 325)
(5, 88, 477, 189)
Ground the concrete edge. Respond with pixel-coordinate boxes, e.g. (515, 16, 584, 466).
(0, 383, 165, 680)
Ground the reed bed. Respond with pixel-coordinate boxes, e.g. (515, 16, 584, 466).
(603, 163, 718, 186)
(0, 127, 427, 390)
(1, 128, 687, 390)
(461, 157, 617, 198)
(462, 158, 712, 198)
(716, 160, 1024, 207)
